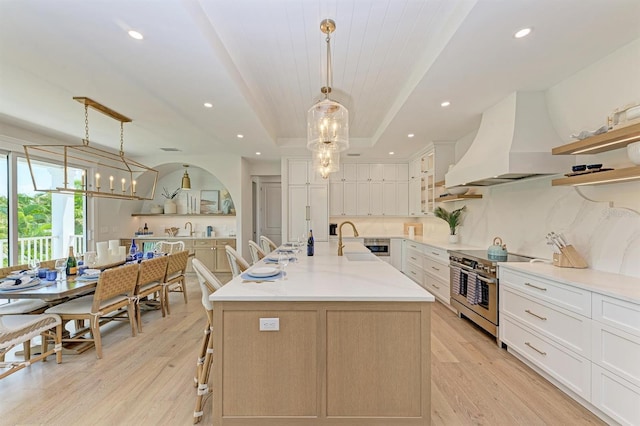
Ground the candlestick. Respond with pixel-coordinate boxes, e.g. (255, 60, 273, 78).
(95, 173, 100, 190)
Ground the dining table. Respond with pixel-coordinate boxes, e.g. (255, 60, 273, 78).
(0, 276, 99, 302)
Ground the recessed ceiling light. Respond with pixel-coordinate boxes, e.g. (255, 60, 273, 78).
(203, 102, 213, 108)
(237, 134, 244, 139)
(256, 152, 261, 156)
(514, 27, 532, 39)
(441, 101, 451, 107)
(407, 134, 415, 138)
(389, 152, 395, 155)
(128, 30, 144, 40)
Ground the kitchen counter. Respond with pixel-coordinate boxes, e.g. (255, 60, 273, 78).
(130, 235, 234, 240)
(210, 241, 433, 302)
(499, 262, 640, 303)
(209, 241, 433, 425)
(333, 233, 482, 251)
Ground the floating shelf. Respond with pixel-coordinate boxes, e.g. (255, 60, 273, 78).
(435, 180, 446, 187)
(551, 166, 640, 186)
(436, 194, 482, 202)
(552, 122, 640, 155)
(131, 213, 235, 217)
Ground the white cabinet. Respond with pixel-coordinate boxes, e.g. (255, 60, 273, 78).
(401, 240, 451, 307)
(409, 143, 455, 215)
(286, 159, 328, 242)
(330, 181, 357, 216)
(390, 238, 403, 270)
(499, 266, 640, 425)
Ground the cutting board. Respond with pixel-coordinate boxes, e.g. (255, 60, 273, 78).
(403, 223, 423, 236)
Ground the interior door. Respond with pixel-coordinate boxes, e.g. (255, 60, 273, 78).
(261, 182, 282, 246)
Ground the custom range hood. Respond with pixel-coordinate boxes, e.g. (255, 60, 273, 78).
(446, 92, 573, 187)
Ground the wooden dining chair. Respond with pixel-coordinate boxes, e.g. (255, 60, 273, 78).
(259, 236, 278, 254)
(248, 240, 266, 264)
(0, 313, 62, 379)
(44, 263, 139, 359)
(163, 250, 190, 315)
(191, 258, 223, 423)
(134, 256, 169, 332)
(225, 245, 250, 278)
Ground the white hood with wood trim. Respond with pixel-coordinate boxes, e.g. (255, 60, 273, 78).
(445, 92, 573, 187)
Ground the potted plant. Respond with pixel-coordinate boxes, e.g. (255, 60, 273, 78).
(433, 205, 466, 243)
(161, 187, 181, 214)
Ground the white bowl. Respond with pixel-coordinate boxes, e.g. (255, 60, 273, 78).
(627, 141, 640, 165)
(446, 187, 469, 195)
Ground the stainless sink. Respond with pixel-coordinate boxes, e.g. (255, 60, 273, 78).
(344, 252, 378, 261)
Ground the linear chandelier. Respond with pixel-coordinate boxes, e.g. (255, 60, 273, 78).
(307, 18, 349, 179)
(24, 97, 158, 201)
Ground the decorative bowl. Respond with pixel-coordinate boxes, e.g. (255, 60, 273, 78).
(628, 141, 640, 165)
(572, 165, 587, 172)
(446, 187, 469, 195)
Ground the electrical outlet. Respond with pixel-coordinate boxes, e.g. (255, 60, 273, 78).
(259, 317, 279, 331)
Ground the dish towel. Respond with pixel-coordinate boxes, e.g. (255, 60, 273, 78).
(451, 266, 461, 295)
(466, 271, 479, 305)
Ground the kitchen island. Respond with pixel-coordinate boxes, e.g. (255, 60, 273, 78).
(210, 242, 434, 425)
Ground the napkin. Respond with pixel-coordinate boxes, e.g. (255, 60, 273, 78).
(1, 276, 33, 286)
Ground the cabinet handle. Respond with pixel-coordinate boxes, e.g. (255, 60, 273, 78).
(431, 251, 440, 256)
(525, 342, 547, 356)
(431, 266, 440, 271)
(410, 257, 417, 261)
(410, 271, 416, 276)
(432, 284, 440, 290)
(524, 282, 547, 291)
(525, 309, 547, 321)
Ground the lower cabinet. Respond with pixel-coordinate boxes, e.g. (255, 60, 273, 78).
(401, 240, 451, 306)
(499, 266, 640, 425)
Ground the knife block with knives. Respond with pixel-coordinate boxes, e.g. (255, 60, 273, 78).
(547, 232, 588, 269)
(553, 247, 588, 268)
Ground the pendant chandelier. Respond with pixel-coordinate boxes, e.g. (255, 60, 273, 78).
(181, 164, 192, 190)
(307, 19, 349, 179)
(24, 97, 158, 200)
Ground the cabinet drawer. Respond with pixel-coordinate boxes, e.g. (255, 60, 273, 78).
(423, 258, 448, 282)
(193, 239, 215, 248)
(500, 269, 591, 316)
(216, 239, 236, 247)
(592, 321, 640, 387)
(591, 363, 640, 426)
(501, 315, 591, 400)
(405, 263, 423, 284)
(423, 245, 447, 261)
(424, 273, 449, 304)
(405, 241, 422, 252)
(406, 249, 423, 268)
(501, 286, 591, 358)
(592, 293, 640, 338)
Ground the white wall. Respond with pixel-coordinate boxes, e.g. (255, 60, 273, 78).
(437, 38, 640, 277)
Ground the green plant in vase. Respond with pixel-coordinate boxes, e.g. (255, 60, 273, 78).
(433, 205, 466, 243)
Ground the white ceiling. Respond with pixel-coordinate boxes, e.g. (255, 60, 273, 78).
(1, 0, 639, 163)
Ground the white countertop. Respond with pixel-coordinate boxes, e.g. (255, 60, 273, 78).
(499, 262, 640, 303)
(334, 234, 482, 251)
(131, 235, 234, 240)
(210, 242, 435, 303)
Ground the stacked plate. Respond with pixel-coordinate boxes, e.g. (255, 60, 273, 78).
(241, 266, 283, 281)
(0, 276, 41, 291)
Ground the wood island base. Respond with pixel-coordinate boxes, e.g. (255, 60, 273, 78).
(212, 300, 431, 425)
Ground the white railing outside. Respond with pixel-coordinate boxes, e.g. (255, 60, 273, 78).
(1, 235, 85, 266)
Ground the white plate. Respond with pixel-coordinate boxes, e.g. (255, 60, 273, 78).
(247, 267, 279, 278)
(83, 269, 101, 276)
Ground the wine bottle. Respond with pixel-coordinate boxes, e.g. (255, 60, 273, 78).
(66, 246, 78, 275)
(143, 223, 149, 234)
(129, 239, 137, 260)
(307, 229, 314, 256)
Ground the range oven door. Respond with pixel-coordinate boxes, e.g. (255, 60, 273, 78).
(449, 260, 498, 327)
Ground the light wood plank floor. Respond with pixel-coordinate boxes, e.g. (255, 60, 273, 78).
(1, 276, 605, 425)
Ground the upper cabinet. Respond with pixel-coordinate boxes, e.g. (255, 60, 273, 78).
(551, 122, 640, 186)
(409, 143, 455, 215)
(288, 159, 328, 185)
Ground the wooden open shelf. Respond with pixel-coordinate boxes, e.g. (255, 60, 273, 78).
(552, 122, 640, 155)
(552, 166, 640, 186)
(436, 194, 482, 202)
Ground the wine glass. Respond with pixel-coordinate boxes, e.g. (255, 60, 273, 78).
(291, 243, 301, 263)
(29, 258, 41, 275)
(55, 258, 67, 281)
(85, 251, 97, 268)
(278, 253, 289, 279)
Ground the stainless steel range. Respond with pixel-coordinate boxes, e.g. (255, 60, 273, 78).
(448, 249, 532, 344)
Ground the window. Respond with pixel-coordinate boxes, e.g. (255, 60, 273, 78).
(0, 153, 7, 266)
(7, 157, 86, 265)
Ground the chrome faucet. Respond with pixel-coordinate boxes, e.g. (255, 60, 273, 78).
(338, 221, 359, 256)
(185, 221, 194, 237)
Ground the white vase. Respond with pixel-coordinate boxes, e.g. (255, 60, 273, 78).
(449, 234, 459, 244)
(164, 199, 177, 214)
(627, 141, 640, 165)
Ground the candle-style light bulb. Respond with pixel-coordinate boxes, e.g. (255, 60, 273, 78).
(132, 180, 136, 194)
(121, 178, 126, 192)
(81, 171, 85, 188)
(109, 175, 114, 190)
(95, 173, 101, 190)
